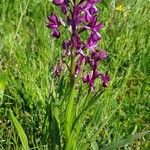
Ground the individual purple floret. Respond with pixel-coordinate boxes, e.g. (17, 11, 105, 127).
(53, 0, 68, 14)
(47, 0, 110, 91)
(54, 62, 63, 77)
(85, 16, 104, 32)
(100, 73, 110, 87)
(47, 13, 61, 38)
(87, 32, 101, 50)
(91, 50, 108, 61)
(82, 70, 100, 91)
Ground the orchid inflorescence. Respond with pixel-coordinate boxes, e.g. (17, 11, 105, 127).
(47, 0, 110, 91)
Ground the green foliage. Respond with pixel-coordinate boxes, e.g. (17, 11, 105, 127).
(102, 131, 150, 150)
(0, 0, 149, 149)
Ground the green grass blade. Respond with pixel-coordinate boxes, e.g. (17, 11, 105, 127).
(9, 110, 29, 150)
(0, 73, 7, 101)
(102, 131, 150, 150)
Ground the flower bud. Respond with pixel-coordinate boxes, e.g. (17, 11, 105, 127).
(53, 0, 64, 5)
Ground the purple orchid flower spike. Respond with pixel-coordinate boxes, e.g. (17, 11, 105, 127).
(47, 0, 110, 91)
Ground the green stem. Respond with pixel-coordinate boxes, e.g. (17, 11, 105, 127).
(70, 48, 75, 85)
(64, 85, 75, 146)
(64, 47, 76, 149)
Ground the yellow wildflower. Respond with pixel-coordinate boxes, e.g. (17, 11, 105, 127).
(116, 4, 125, 12)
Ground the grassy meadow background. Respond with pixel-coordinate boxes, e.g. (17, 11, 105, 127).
(0, 0, 150, 149)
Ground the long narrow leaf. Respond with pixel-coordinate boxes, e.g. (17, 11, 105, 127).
(9, 110, 29, 150)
